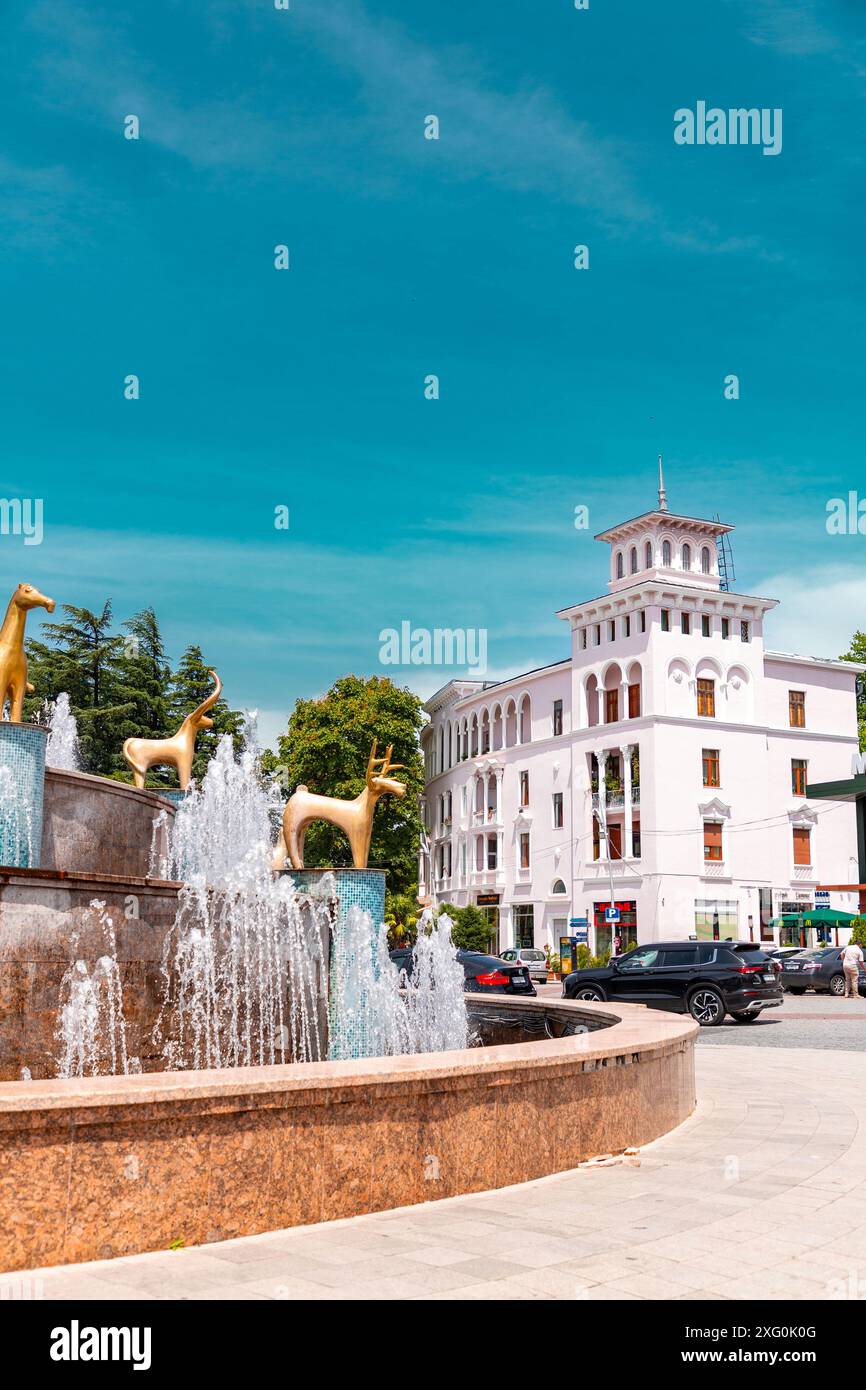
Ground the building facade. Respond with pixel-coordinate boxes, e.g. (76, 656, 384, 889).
(420, 489, 863, 954)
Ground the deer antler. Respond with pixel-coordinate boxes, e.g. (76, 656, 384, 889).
(366, 739, 404, 783)
(189, 669, 222, 724)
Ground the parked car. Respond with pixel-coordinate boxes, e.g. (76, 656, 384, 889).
(764, 946, 807, 975)
(499, 947, 549, 984)
(562, 940, 781, 1026)
(778, 946, 866, 997)
(390, 947, 537, 996)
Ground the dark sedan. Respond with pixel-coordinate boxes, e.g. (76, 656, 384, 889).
(563, 940, 781, 1026)
(390, 947, 537, 996)
(778, 947, 866, 997)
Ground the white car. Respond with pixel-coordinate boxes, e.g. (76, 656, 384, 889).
(500, 947, 549, 984)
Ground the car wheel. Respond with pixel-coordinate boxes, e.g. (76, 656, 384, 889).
(688, 987, 725, 1026)
(574, 985, 605, 1002)
(830, 974, 846, 997)
(786, 986, 806, 995)
(730, 1011, 758, 1023)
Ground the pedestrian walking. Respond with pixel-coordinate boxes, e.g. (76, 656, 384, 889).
(840, 939, 864, 998)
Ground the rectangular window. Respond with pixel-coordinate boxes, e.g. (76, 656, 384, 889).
(580, 628, 587, 650)
(793, 827, 811, 866)
(486, 835, 497, 870)
(592, 818, 600, 861)
(703, 822, 723, 861)
(628, 682, 641, 718)
(552, 699, 563, 737)
(519, 770, 529, 807)
(623, 615, 631, 638)
(789, 690, 806, 728)
(513, 904, 534, 949)
(694, 900, 738, 941)
(661, 609, 670, 632)
(519, 832, 530, 870)
(721, 618, 730, 640)
(594, 624, 601, 646)
(791, 759, 808, 796)
(741, 620, 751, 643)
(703, 748, 720, 787)
(605, 689, 619, 723)
(639, 610, 646, 633)
(697, 678, 716, 717)
(552, 792, 563, 828)
(701, 615, 711, 638)
(608, 620, 616, 641)
(632, 819, 641, 858)
(681, 612, 691, 635)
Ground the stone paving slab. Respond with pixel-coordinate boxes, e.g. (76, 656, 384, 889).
(5, 1045, 866, 1301)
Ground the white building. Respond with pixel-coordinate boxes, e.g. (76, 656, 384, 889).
(420, 479, 863, 955)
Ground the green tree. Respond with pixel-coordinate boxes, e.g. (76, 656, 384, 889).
(274, 675, 424, 894)
(168, 644, 245, 783)
(24, 601, 135, 775)
(437, 903, 492, 953)
(840, 631, 866, 750)
(849, 917, 866, 948)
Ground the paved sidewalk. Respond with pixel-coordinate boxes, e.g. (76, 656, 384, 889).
(5, 1046, 866, 1301)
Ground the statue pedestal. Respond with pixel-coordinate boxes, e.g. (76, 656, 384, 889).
(0, 722, 47, 868)
(283, 866, 387, 1060)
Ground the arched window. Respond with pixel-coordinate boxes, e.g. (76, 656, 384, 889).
(629, 546, 638, 574)
(682, 543, 691, 571)
(645, 541, 653, 568)
(551, 879, 567, 895)
(701, 546, 711, 575)
(662, 539, 672, 566)
(615, 551, 624, 579)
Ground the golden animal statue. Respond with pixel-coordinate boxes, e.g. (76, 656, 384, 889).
(282, 739, 405, 870)
(0, 582, 56, 721)
(123, 670, 222, 791)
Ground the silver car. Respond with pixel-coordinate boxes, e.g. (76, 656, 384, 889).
(500, 947, 549, 984)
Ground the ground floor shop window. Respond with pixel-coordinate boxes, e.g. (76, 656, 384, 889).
(512, 905, 534, 948)
(593, 900, 637, 956)
(694, 899, 738, 940)
(476, 894, 500, 953)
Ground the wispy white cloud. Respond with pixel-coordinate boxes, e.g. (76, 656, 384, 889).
(755, 562, 866, 659)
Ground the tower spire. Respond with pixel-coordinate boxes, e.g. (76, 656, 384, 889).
(657, 454, 668, 512)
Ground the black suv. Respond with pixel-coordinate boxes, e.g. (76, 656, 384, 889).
(563, 941, 782, 1026)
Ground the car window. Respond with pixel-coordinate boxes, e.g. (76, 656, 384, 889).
(521, 950, 546, 961)
(722, 947, 770, 965)
(619, 947, 661, 971)
(660, 948, 699, 967)
(501, 950, 515, 961)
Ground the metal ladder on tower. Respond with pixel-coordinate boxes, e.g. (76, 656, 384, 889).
(715, 514, 736, 591)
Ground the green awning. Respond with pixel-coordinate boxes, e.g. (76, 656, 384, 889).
(772, 908, 858, 928)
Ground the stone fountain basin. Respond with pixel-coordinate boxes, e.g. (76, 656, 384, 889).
(0, 996, 696, 1273)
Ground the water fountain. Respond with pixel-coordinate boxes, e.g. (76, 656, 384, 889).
(45, 692, 80, 771)
(0, 585, 697, 1274)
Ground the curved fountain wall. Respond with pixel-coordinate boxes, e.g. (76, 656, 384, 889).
(0, 997, 696, 1272)
(40, 768, 173, 878)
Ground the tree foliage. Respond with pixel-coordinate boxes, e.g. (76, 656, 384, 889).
(273, 675, 424, 895)
(840, 631, 866, 750)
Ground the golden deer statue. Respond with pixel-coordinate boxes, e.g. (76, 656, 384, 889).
(123, 670, 222, 791)
(0, 582, 56, 721)
(282, 739, 405, 870)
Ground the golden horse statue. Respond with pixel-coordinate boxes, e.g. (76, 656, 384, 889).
(0, 582, 56, 721)
(123, 670, 222, 791)
(282, 739, 405, 870)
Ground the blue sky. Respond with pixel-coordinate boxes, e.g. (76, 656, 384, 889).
(1, 0, 864, 746)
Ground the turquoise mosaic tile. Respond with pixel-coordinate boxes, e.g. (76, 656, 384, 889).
(0, 723, 47, 868)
